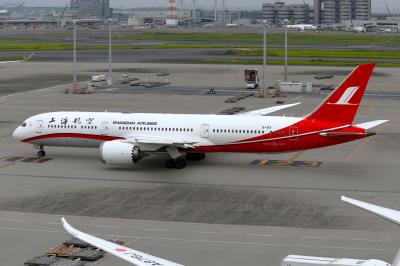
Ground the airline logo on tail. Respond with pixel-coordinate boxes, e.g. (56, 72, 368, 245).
(335, 86, 359, 105)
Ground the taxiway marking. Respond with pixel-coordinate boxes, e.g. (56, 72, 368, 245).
(0, 225, 394, 252)
(144, 228, 170, 232)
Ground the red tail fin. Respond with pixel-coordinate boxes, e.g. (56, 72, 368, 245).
(307, 64, 375, 124)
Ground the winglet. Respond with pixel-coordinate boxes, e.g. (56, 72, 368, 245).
(341, 196, 400, 225)
(61, 218, 184, 266)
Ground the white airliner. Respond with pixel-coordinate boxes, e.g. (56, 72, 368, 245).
(0, 52, 33, 64)
(61, 218, 183, 266)
(13, 64, 388, 169)
(286, 24, 317, 31)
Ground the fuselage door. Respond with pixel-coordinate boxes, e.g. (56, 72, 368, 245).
(289, 126, 298, 141)
(35, 120, 43, 133)
(200, 124, 210, 138)
(101, 122, 110, 136)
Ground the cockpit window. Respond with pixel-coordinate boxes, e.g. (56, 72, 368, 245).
(21, 122, 27, 127)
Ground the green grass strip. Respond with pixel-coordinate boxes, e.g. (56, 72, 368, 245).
(193, 58, 400, 67)
(113, 32, 400, 46)
(226, 49, 400, 59)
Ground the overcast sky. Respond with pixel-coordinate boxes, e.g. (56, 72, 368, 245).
(13, 0, 400, 13)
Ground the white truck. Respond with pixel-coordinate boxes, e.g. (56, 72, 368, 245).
(281, 255, 390, 266)
(91, 75, 107, 82)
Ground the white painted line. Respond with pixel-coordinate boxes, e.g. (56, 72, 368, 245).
(353, 238, 382, 242)
(300, 236, 327, 240)
(247, 234, 273, 237)
(0, 225, 392, 252)
(95, 225, 120, 229)
(0, 225, 63, 234)
(143, 228, 170, 232)
(194, 231, 220, 234)
(106, 234, 394, 252)
(0, 218, 24, 223)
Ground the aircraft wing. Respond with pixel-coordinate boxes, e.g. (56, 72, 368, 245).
(125, 135, 198, 149)
(61, 218, 184, 266)
(0, 53, 34, 64)
(341, 196, 400, 225)
(237, 102, 301, 116)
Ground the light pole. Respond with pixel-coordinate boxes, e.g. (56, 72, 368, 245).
(107, 18, 113, 86)
(214, 0, 217, 23)
(72, 19, 78, 93)
(260, 22, 267, 98)
(284, 24, 288, 82)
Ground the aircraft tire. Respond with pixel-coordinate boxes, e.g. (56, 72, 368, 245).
(166, 159, 176, 169)
(174, 158, 186, 169)
(37, 150, 46, 158)
(186, 153, 206, 161)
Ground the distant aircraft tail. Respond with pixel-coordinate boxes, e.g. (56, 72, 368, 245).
(307, 64, 375, 125)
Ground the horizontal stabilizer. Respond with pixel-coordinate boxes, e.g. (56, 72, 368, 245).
(341, 196, 400, 225)
(355, 120, 389, 130)
(238, 102, 301, 116)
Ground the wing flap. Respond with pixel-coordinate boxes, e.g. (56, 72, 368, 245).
(341, 196, 400, 225)
(237, 102, 301, 116)
(62, 218, 184, 266)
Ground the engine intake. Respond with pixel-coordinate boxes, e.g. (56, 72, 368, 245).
(100, 140, 143, 165)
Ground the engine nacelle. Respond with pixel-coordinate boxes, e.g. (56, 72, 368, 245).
(99, 140, 143, 165)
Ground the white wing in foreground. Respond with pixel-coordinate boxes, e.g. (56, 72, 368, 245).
(0, 53, 34, 64)
(341, 196, 400, 266)
(341, 196, 400, 225)
(237, 102, 301, 116)
(61, 218, 184, 266)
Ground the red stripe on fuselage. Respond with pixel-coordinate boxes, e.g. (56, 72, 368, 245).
(22, 133, 123, 143)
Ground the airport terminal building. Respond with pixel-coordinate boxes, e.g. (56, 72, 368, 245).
(70, 0, 112, 19)
(314, 0, 371, 25)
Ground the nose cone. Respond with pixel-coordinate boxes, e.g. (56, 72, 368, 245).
(12, 127, 21, 140)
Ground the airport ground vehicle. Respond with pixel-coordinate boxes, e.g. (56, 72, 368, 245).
(281, 255, 389, 266)
(13, 64, 387, 169)
(244, 69, 259, 89)
(91, 75, 107, 82)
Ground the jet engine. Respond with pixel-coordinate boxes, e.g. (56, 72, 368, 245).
(99, 140, 144, 165)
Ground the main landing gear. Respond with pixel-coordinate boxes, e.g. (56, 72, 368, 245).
(165, 147, 188, 169)
(37, 145, 46, 158)
(166, 158, 187, 169)
(186, 153, 206, 161)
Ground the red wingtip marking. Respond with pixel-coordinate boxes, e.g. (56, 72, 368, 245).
(115, 248, 127, 252)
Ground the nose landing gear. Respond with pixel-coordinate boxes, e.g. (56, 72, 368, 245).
(37, 145, 46, 158)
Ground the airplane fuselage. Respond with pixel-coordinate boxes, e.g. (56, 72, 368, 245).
(14, 111, 367, 154)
